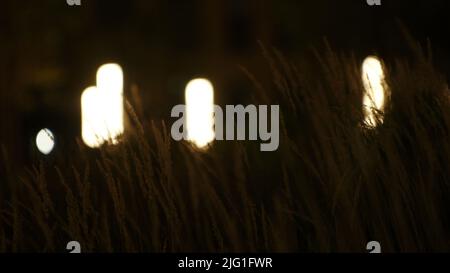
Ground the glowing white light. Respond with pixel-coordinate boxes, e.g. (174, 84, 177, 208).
(82, 86, 107, 148)
(36, 128, 55, 155)
(81, 64, 124, 148)
(362, 56, 389, 127)
(185, 78, 215, 148)
(96, 64, 124, 142)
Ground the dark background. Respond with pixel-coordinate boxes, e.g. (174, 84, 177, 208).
(1, 0, 450, 164)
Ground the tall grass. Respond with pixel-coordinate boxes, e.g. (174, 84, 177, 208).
(1, 38, 450, 252)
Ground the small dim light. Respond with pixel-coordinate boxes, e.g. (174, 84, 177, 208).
(362, 56, 389, 127)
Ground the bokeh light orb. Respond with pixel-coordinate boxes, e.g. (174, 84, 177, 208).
(36, 128, 55, 155)
(185, 78, 215, 149)
(81, 63, 124, 148)
(362, 56, 389, 127)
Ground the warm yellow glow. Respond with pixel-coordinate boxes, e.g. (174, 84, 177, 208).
(185, 78, 215, 148)
(81, 64, 124, 148)
(362, 56, 389, 127)
(36, 128, 55, 155)
(82, 86, 106, 148)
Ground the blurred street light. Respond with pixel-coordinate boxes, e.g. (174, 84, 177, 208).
(81, 63, 124, 148)
(362, 56, 389, 127)
(185, 78, 215, 149)
(36, 128, 55, 155)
